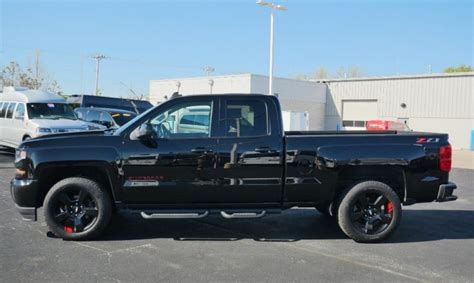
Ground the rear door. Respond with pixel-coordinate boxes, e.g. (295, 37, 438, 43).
(11, 103, 26, 145)
(3, 103, 17, 146)
(214, 96, 284, 203)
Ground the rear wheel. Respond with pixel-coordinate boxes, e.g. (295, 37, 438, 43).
(337, 181, 401, 243)
(44, 177, 112, 240)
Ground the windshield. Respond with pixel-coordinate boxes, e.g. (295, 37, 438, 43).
(27, 103, 77, 120)
(114, 106, 155, 135)
(111, 112, 137, 126)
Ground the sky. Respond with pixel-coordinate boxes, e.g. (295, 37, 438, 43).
(0, 0, 473, 98)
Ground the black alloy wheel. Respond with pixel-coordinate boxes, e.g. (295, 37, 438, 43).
(337, 181, 402, 243)
(53, 189, 99, 233)
(44, 177, 112, 240)
(349, 191, 394, 235)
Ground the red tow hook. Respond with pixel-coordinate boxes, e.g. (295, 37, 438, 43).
(64, 226, 73, 233)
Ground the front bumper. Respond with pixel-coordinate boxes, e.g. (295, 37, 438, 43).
(436, 182, 457, 202)
(10, 178, 39, 221)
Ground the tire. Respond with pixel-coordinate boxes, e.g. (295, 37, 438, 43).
(44, 177, 112, 240)
(337, 181, 401, 243)
(23, 136, 31, 141)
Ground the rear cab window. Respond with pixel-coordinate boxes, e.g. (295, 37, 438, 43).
(224, 99, 268, 137)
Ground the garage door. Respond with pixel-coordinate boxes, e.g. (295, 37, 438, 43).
(342, 100, 378, 130)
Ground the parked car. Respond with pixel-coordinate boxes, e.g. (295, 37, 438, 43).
(74, 107, 137, 129)
(67, 94, 153, 114)
(0, 87, 90, 148)
(11, 94, 456, 242)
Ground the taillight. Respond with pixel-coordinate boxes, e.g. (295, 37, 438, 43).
(439, 144, 452, 172)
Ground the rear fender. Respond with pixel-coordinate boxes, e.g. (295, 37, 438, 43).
(316, 144, 426, 168)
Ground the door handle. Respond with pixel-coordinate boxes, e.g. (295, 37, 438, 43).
(191, 147, 213, 153)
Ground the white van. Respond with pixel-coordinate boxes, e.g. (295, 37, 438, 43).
(0, 87, 90, 148)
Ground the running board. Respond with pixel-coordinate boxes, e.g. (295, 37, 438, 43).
(220, 211, 266, 219)
(141, 211, 209, 219)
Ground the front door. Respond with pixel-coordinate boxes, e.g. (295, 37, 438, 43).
(121, 97, 220, 204)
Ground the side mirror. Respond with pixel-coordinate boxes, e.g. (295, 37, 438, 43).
(131, 123, 155, 141)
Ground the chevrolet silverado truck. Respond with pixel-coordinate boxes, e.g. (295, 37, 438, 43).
(11, 94, 457, 242)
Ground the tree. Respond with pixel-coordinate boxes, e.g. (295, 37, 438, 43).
(313, 67, 328, 80)
(336, 66, 365, 78)
(294, 73, 309, 81)
(444, 64, 473, 73)
(1, 61, 62, 95)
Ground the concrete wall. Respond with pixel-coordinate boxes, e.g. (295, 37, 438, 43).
(323, 73, 474, 149)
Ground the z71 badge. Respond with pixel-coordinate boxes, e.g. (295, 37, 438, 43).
(416, 137, 440, 144)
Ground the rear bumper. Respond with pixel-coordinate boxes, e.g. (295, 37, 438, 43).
(10, 178, 39, 221)
(436, 182, 457, 202)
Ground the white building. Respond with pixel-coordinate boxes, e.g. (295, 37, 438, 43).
(149, 72, 474, 150)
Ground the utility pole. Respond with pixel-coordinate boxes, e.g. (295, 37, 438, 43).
(92, 54, 107, 96)
(35, 50, 41, 82)
(203, 66, 215, 76)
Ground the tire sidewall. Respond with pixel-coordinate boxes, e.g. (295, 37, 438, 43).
(44, 177, 112, 240)
(337, 181, 402, 243)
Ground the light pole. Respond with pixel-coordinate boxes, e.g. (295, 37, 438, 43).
(92, 54, 107, 96)
(256, 0, 287, 96)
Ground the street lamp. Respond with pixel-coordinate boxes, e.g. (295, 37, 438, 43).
(256, 0, 287, 96)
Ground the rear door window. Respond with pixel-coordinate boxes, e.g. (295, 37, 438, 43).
(14, 103, 26, 120)
(6, 103, 17, 119)
(224, 100, 268, 137)
(0, 102, 7, 118)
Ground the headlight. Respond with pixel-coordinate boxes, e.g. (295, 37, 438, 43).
(36, 127, 52, 134)
(15, 148, 27, 162)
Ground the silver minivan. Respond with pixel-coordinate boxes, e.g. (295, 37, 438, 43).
(0, 87, 90, 148)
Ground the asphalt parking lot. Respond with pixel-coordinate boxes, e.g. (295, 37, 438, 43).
(1, 151, 473, 282)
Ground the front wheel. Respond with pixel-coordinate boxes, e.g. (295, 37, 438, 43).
(44, 177, 112, 240)
(337, 181, 402, 243)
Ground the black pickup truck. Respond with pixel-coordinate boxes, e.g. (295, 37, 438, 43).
(11, 94, 457, 242)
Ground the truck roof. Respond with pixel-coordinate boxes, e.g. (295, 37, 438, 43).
(0, 87, 65, 103)
(169, 93, 272, 99)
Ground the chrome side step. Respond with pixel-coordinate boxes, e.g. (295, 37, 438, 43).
(220, 211, 266, 219)
(141, 211, 209, 219)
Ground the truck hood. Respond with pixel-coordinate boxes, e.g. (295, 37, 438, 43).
(29, 118, 89, 129)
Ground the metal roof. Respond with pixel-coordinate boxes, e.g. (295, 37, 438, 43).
(0, 87, 65, 103)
